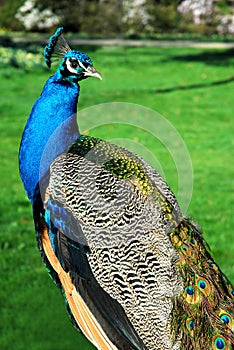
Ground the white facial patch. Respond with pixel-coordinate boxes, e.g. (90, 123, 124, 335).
(65, 59, 89, 75)
(65, 59, 79, 74)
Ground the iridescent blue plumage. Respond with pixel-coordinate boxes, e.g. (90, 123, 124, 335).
(19, 72, 79, 201)
(19, 29, 100, 202)
(44, 26, 64, 68)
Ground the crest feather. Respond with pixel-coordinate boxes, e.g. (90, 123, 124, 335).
(44, 27, 72, 68)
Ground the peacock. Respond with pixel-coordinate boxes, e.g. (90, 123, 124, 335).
(19, 27, 234, 350)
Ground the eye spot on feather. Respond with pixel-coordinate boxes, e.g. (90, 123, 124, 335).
(199, 280, 206, 289)
(188, 320, 194, 330)
(183, 285, 200, 304)
(196, 276, 211, 297)
(181, 244, 191, 256)
(186, 318, 195, 337)
(190, 238, 199, 248)
(220, 314, 231, 325)
(185, 286, 194, 295)
(208, 260, 218, 271)
(228, 285, 234, 298)
(219, 311, 233, 330)
(212, 335, 228, 350)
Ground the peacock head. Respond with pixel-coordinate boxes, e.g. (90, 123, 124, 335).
(44, 27, 102, 83)
(59, 50, 102, 82)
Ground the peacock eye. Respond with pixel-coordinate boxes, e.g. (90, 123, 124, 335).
(70, 60, 79, 69)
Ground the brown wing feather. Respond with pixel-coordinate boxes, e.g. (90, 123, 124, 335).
(41, 224, 119, 350)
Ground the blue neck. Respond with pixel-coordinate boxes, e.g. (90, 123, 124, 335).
(19, 70, 80, 202)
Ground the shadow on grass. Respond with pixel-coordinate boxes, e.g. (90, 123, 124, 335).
(154, 76, 234, 94)
(171, 48, 234, 66)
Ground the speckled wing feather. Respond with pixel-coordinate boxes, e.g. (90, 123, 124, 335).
(39, 135, 184, 350)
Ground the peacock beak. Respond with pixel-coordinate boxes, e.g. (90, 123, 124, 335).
(83, 66, 102, 80)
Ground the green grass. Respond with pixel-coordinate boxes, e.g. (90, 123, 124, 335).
(0, 44, 233, 350)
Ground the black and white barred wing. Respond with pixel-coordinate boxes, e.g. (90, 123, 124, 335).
(44, 137, 183, 350)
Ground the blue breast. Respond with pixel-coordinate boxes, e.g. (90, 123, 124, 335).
(19, 71, 80, 202)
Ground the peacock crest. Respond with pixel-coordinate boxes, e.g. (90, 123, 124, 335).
(44, 27, 71, 68)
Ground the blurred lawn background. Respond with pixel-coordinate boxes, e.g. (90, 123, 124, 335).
(0, 41, 233, 349)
